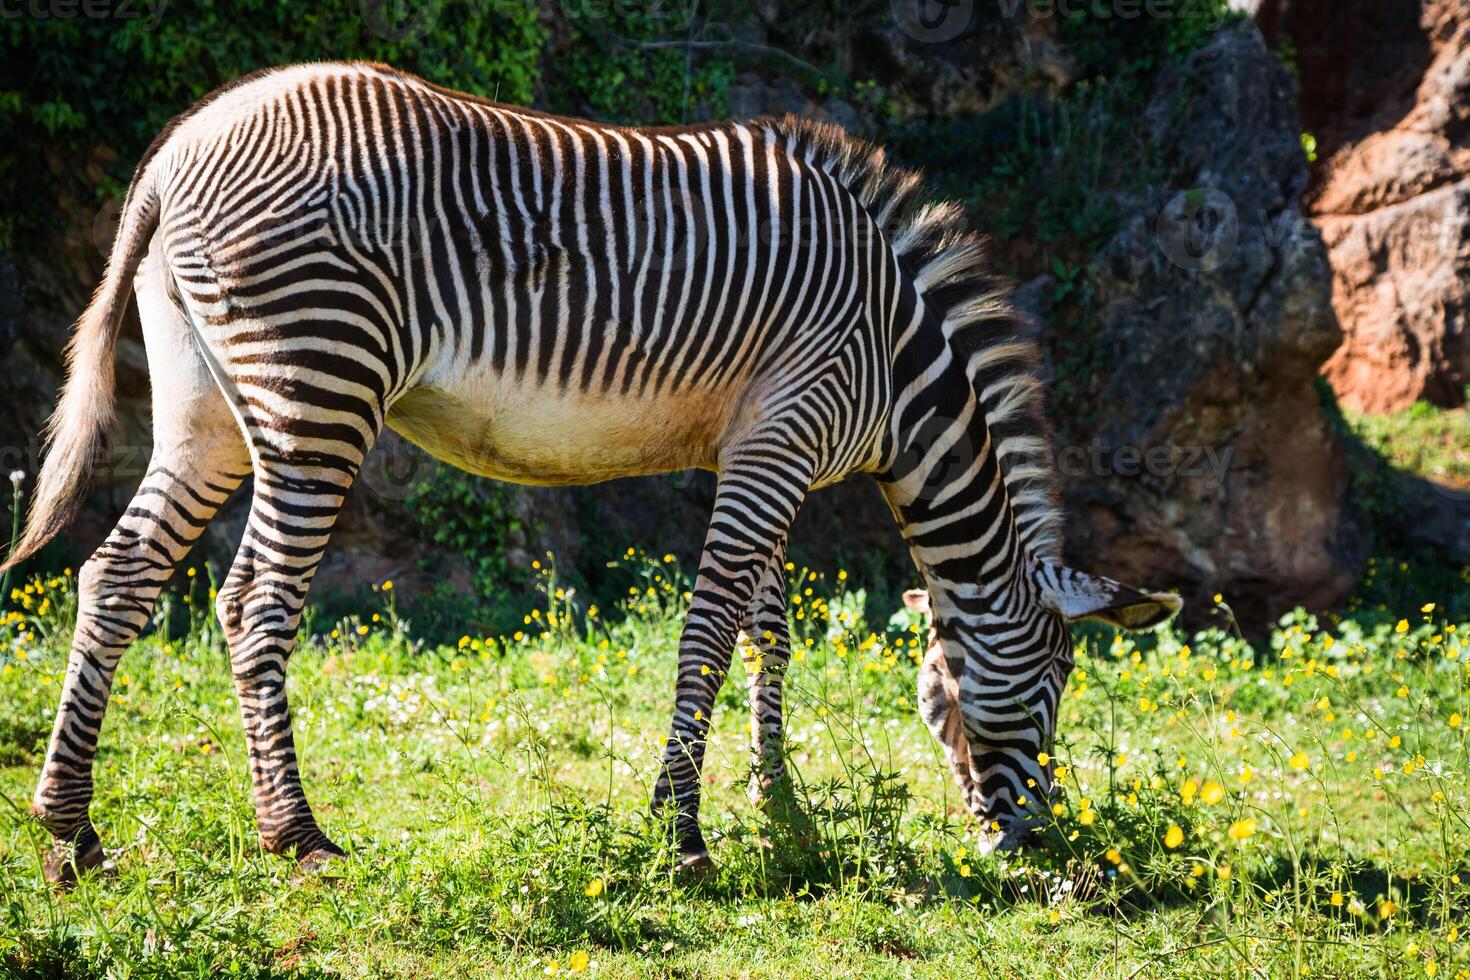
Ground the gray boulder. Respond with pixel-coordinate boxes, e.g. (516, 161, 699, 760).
(1054, 22, 1364, 625)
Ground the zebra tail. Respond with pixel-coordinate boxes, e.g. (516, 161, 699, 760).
(1, 165, 161, 573)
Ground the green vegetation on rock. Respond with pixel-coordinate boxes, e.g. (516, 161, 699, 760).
(0, 0, 546, 249)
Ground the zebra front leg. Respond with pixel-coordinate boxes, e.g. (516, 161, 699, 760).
(740, 545, 792, 807)
(916, 645, 985, 816)
(902, 591, 985, 815)
(32, 460, 248, 884)
(651, 451, 811, 873)
(216, 458, 355, 868)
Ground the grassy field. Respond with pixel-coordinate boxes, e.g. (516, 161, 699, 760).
(2, 555, 1469, 978)
(1349, 399, 1470, 495)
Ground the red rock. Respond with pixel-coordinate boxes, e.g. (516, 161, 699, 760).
(1261, 0, 1470, 412)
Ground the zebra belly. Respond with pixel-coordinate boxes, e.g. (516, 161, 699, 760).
(384, 380, 734, 486)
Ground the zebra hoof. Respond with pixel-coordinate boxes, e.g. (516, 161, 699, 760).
(974, 823, 1036, 858)
(296, 846, 348, 877)
(43, 838, 106, 887)
(748, 771, 790, 809)
(674, 850, 715, 877)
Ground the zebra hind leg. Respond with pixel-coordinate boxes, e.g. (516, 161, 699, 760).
(32, 457, 249, 884)
(651, 445, 813, 873)
(32, 250, 251, 885)
(741, 545, 793, 807)
(215, 455, 358, 869)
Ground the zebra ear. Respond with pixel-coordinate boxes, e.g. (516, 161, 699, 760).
(902, 589, 930, 615)
(1032, 561, 1182, 630)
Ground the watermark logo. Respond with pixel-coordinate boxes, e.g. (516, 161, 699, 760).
(1156, 188, 1238, 272)
(91, 196, 125, 259)
(359, 0, 442, 42)
(890, 0, 973, 42)
(1429, 479, 1470, 504)
(358, 436, 442, 501)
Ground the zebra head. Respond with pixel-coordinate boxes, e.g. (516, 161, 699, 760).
(904, 560, 1181, 852)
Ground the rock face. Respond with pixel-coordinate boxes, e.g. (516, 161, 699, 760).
(1258, 0, 1470, 412)
(1055, 23, 1362, 625)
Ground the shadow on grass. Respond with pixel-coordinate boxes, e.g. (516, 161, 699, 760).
(1094, 846, 1470, 934)
(0, 715, 46, 768)
(1318, 378, 1470, 625)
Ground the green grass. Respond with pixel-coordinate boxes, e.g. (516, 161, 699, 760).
(2, 558, 1469, 977)
(1348, 399, 1470, 494)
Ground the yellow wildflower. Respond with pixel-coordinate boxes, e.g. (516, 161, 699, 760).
(1227, 818, 1257, 842)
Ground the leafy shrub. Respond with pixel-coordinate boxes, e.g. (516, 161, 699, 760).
(0, 0, 546, 248)
(546, 1, 737, 124)
(404, 462, 531, 604)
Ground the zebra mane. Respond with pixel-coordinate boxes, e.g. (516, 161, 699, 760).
(766, 116, 1064, 560)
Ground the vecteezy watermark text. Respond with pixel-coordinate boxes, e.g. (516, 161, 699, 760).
(994, 0, 1230, 22)
(1154, 188, 1339, 273)
(891, 0, 1229, 43)
(0, 431, 1237, 508)
(0, 0, 166, 28)
(1054, 443, 1234, 482)
(359, 0, 701, 44)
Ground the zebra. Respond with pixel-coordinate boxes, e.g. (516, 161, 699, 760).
(3, 62, 1180, 884)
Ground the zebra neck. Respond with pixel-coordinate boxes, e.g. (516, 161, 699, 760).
(879, 358, 1028, 614)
